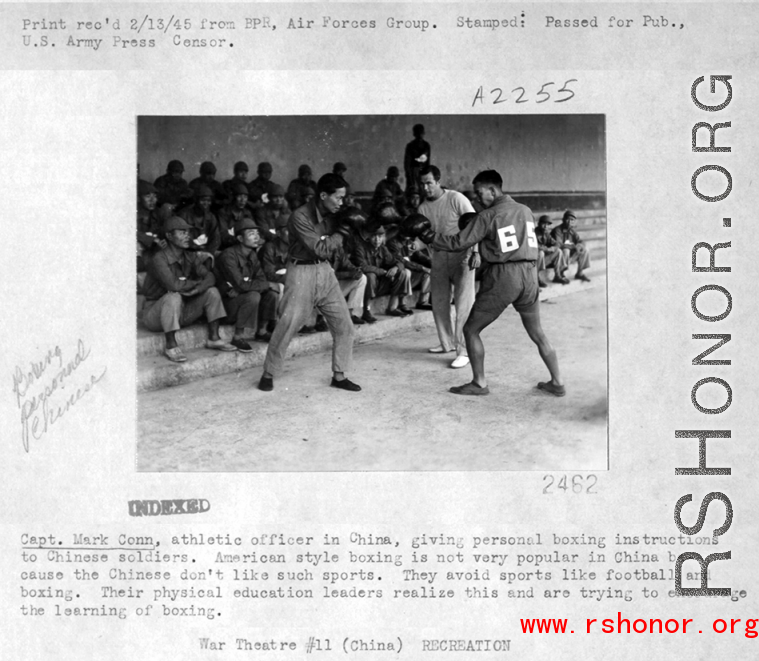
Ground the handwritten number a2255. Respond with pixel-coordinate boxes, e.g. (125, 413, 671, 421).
(472, 79, 577, 107)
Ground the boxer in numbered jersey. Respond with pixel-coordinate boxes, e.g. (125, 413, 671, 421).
(406, 170, 564, 397)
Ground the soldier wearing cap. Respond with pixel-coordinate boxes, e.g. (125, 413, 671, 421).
(189, 161, 226, 211)
(260, 212, 291, 321)
(353, 224, 413, 320)
(550, 210, 590, 282)
(301, 186, 316, 208)
(374, 166, 404, 208)
(142, 216, 236, 362)
(372, 183, 396, 216)
(405, 186, 421, 213)
(222, 161, 250, 203)
(137, 181, 166, 273)
(333, 162, 351, 198)
(255, 183, 290, 237)
(217, 183, 255, 252)
(258, 173, 360, 392)
(535, 214, 567, 287)
(216, 218, 277, 349)
(286, 164, 317, 210)
(249, 161, 276, 202)
(154, 160, 194, 209)
(179, 184, 220, 255)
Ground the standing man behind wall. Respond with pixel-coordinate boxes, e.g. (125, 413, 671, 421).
(258, 173, 360, 393)
(408, 170, 563, 397)
(417, 165, 477, 369)
(404, 123, 431, 192)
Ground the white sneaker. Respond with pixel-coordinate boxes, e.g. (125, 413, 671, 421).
(428, 345, 453, 354)
(450, 355, 470, 369)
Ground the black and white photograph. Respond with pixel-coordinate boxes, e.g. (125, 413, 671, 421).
(136, 115, 607, 472)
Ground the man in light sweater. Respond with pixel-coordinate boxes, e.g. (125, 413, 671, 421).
(417, 165, 477, 369)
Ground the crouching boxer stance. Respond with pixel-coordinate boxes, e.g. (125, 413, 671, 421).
(258, 173, 360, 392)
(404, 170, 564, 397)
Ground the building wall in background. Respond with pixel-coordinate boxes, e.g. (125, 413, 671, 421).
(138, 115, 605, 195)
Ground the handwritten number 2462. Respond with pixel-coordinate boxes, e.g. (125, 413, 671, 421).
(472, 80, 577, 107)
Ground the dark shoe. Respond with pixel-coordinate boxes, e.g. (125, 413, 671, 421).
(552, 275, 570, 285)
(330, 377, 362, 392)
(362, 310, 377, 324)
(397, 305, 414, 316)
(415, 302, 433, 311)
(206, 338, 237, 352)
(386, 308, 405, 317)
(575, 273, 591, 282)
(315, 318, 329, 332)
(538, 278, 548, 288)
(449, 381, 490, 396)
(537, 381, 566, 397)
(351, 315, 366, 325)
(231, 338, 254, 352)
(266, 320, 277, 333)
(254, 332, 272, 343)
(299, 325, 316, 334)
(258, 375, 274, 391)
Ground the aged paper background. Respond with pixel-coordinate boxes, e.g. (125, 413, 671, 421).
(1, 2, 757, 659)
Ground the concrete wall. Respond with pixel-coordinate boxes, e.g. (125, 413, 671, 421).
(138, 115, 605, 193)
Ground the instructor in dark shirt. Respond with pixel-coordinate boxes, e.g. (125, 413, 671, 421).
(258, 173, 360, 392)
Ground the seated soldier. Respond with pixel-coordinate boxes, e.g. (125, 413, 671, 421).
(388, 229, 432, 310)
(550, 209, 590, 282)
(222, 161, 250, 203)
(330, 206, 369, 326)
(137, 181, 166, 275)
(405, 186, 421, 213)
(179, 185, 220, 256)
(153, 159, 194, 210)
(189, 161, 226, 212)
(301, 186, 316, 208)
(344, 190, 361, 210)
(535, 214, 567, 286)
(216, 219, 277, 348)
(373, 201, 403, 242)
(354, 224, 412, 320)
(141, 216, 236, 362)
(374, 166, 405, 208)
(217, 183, 254, 252)
(255, 184, 290, 237)
(332, 162, 351, 197)
(249, 161, 275, 202)
(260, 213, 289, 334)
(372, 184, 396, 215)
(312, 241, 366, 332)
(286, 164, 316, 210)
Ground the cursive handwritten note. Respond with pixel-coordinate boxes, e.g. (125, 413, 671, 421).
(12, 339, 107, 452)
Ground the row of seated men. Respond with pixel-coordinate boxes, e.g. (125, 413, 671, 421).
(143, 158, 417, 216)
(137, 184, 433, 362)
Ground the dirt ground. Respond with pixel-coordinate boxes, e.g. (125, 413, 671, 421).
(137, 282, 607, 472)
